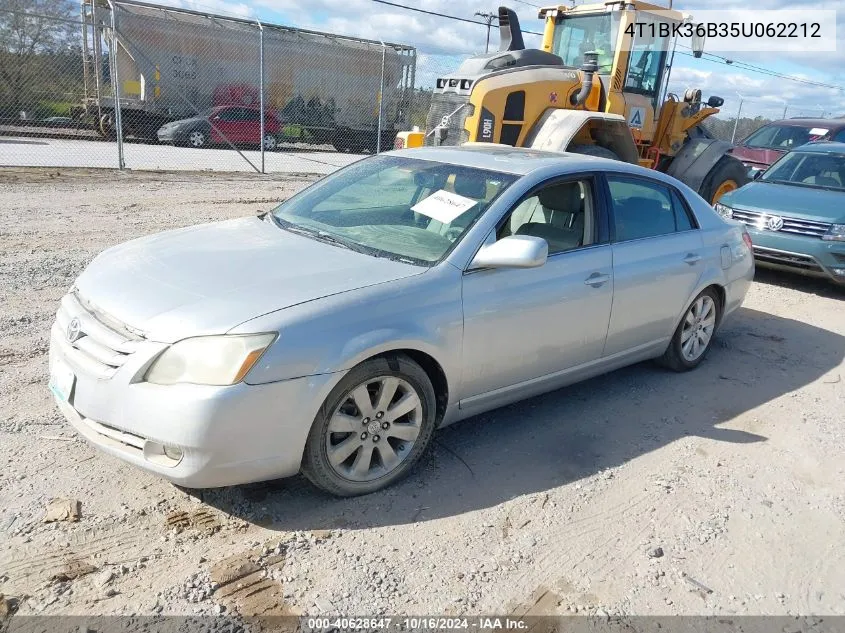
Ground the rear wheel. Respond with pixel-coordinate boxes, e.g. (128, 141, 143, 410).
(187, 129, 207, 148)
(658, 288, 721, 372)
(99, 113, 116, 139)
(700, 155, 748, 204)
(568, 144, 620, 161)
(302, 354, 437, 497)
(262, 133, 277, 151)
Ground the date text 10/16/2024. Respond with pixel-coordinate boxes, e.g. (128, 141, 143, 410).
(305, 617, 529, 630)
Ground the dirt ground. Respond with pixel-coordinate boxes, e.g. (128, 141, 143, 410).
(1, 168, 843, 620)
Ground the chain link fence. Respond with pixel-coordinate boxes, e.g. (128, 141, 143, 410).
(2, 0, 841, 173)
(0, 0, 426, 173)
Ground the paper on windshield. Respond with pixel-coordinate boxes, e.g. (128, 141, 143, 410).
(411, 190, 478, 224)
(809, 128, 829, 136)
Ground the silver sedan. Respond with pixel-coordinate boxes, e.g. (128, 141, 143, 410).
(48, 146, 754, 495)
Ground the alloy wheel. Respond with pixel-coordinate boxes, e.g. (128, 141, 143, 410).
(324, 376, 423, 482)
(189, 130, 206, 147)
(681, 295, 716, 362)
(263, 134, 277, 151)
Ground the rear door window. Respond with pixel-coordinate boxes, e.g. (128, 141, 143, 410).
(607, 176, 694, 241)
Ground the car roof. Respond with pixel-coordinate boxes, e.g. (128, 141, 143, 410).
(789, 141, 845, 154)
(386, 145, 652, 178)
(765, 118, 845, 130)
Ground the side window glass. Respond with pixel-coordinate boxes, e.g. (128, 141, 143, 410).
(608, 177, 677, 241)
(833, 129, 845, 143)
(670, 189, 695, 231)
(217, 108, 237, 122)
(496, 180, 594, 255)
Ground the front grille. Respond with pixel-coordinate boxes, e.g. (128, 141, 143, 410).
(732, 208, 831, 238)
(753, 246, 823, 271)
(55, 292, 142, 379)
(424, 93, 471, 147)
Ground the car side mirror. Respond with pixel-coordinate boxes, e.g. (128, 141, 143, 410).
(469, 235, 548, 270)
(752, 169, 764, 180)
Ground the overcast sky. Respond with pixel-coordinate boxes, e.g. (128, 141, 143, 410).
(168, 0, 845, 119)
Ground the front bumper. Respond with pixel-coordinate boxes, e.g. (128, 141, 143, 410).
(48, 303, 342, 488)
(746, 228, 845, 284)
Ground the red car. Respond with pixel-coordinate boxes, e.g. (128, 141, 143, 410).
(730, 118, 845, 176)
(157, 106, 282, 149)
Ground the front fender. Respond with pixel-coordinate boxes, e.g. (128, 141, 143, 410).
(234, 266, 464, 392)
(666, 137, 733, 193)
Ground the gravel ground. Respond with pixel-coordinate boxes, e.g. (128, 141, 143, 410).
(1, 168, 844, 619)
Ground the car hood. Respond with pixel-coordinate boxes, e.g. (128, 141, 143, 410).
(75, 216, 424, 342)
(723, 181, 845, 222)
(729, 145, 785, 168)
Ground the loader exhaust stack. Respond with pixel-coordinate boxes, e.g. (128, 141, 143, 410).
(571, 51, 598, 106)
(498, 6, 525, 51)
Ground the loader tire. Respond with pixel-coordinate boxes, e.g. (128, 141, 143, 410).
(699, 155, 748, 204)
(568, 144, 620, 161)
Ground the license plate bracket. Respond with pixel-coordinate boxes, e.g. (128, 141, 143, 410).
(49, 359, 76, 403)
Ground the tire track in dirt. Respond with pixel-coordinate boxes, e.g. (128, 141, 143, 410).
(0, 522, 154, 590)
(497, 489, 654, 609)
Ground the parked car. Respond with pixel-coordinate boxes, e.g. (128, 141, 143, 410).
(48, 146, 754, 495)
(716, 141, 845, 286)
(730, 118, 845, 177)
(157, 106, 281, 149)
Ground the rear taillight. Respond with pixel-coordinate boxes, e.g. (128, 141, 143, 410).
(742, 231, 753, 250)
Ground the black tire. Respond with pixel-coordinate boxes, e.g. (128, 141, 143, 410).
(332, 128, 354, 152)
(568, 144, 621, 161)
(301, 354, 437, 497)
(658, 287, 722, 372)
(699, 155, 749, 204)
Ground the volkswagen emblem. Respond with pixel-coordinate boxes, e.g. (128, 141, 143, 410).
(765, 215, 784, 231)
(66, 317, 82, 343)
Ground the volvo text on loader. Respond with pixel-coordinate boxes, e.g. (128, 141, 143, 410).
(396, 2, 749, 204)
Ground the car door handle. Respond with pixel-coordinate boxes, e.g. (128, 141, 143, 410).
(683, 253, 702, 265)
(584, 272, 611, 287)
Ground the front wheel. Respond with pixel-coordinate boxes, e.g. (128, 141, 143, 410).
(302, 354, 437, 497)
(567, 143, 620, 161)
(658, 288, 721, 372)
(700, 155, 748, 204)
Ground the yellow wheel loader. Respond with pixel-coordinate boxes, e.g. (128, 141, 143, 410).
(396, 2, 748, 204)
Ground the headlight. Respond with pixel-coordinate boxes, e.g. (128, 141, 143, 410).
(714, 202, 733, 219)
(145, 333, 276, 386)
(822, 224, 845, 242)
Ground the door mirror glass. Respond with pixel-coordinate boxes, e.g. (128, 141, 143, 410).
(470, 235, 548, 270)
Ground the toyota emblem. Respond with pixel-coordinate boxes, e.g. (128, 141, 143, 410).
(66, 317, 82, 343)
(765, 215, 784, 231)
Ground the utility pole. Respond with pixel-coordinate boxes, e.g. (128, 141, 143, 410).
(474, 11, 497, 53)
(732, 92, 744, 144)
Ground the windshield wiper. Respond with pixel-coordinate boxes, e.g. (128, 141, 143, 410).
(270, 215, 372, 253)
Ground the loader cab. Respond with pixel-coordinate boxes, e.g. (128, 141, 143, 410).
(542, 4, 683, 141)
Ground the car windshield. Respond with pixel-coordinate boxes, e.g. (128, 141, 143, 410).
(761, 151, 845, 191)
(270, 155, 518, 265)
(552, 13, 616, 72)
(742, 124, 829, 150)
